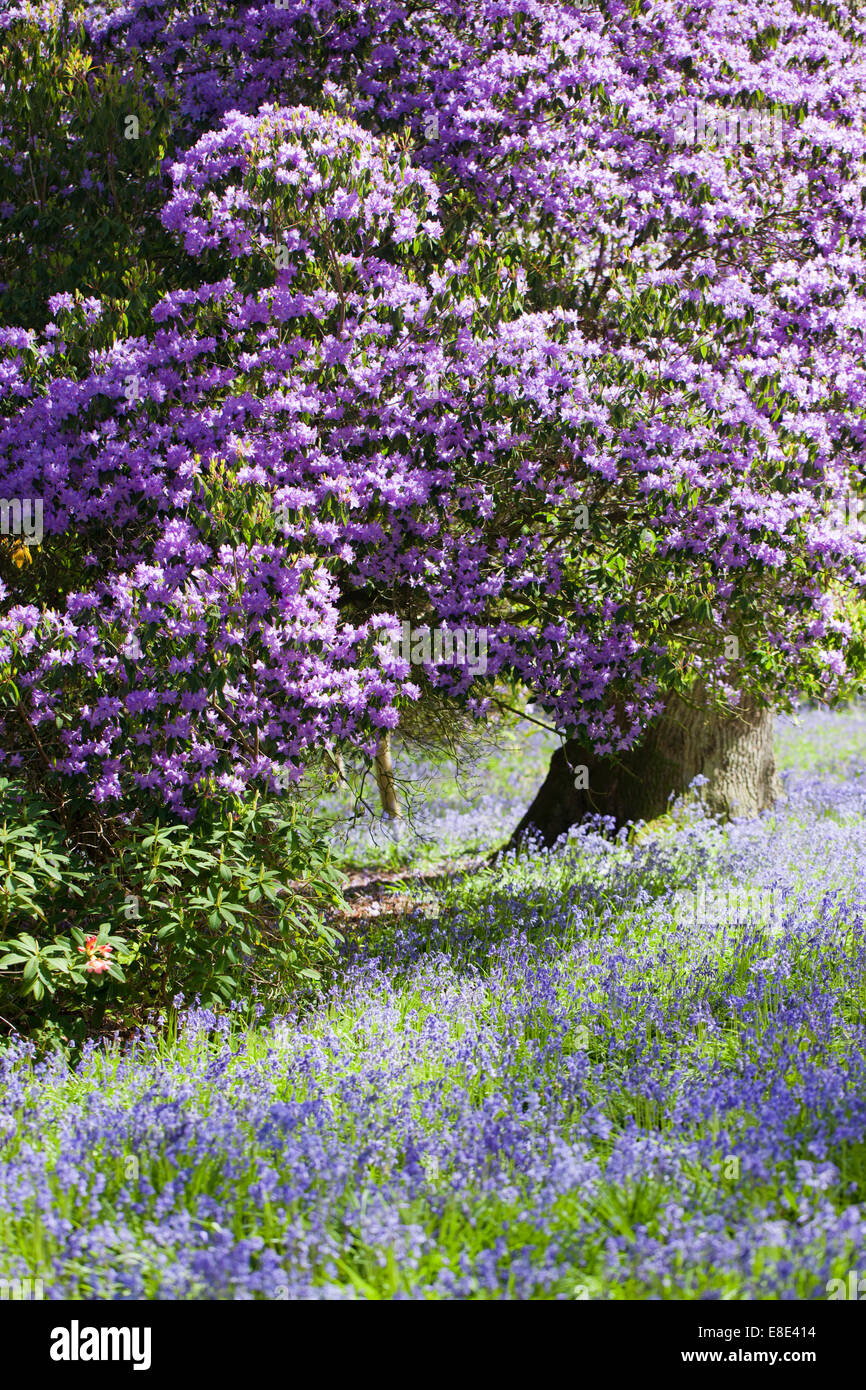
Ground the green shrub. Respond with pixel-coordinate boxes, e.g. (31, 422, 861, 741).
(0, 12, 179, 339)
(0, 778, 345, 1048)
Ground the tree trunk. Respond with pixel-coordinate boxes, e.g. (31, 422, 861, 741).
(374, 731, 401, 818)
(505, 690, 779, 851)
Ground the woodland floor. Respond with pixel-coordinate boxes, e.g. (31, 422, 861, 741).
(3, 703, 866, 1298)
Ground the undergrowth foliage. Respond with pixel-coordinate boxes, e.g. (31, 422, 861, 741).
(0, 781, 345, 1047)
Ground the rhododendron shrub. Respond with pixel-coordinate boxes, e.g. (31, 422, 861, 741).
(1, 0, 866, 833)
(0, 104, 668, 819)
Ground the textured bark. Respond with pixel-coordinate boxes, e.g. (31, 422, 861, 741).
(506, 690, 779, 850)
(373, 730, 401, 818)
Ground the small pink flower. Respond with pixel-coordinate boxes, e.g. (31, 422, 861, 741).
(78, 936, 113, 975)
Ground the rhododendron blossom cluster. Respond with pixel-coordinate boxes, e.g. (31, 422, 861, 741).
(1, 0, 865, 815)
